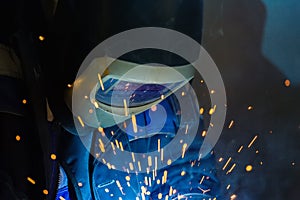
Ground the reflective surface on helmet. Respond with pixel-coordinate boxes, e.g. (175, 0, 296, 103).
(124, 99, 177, 141)
(96, 78, 184, 107)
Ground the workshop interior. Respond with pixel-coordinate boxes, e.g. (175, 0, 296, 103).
(0, 0, 299, 199)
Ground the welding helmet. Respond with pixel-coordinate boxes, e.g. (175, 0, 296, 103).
(72, 56, 195, 129)
(45, 0, 204, 135)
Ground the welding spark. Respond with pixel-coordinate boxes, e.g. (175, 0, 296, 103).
(248, 135, 258, 148)
(158, 139, 161, 152)
(132, 114, 138, 133)
(226, 163, 236, 174)
(27, 177, 36, 184)
(198, 187, 211, 194)
(97, 73, 105, 91)
(123, 99, 128, 116)
(228, 120, 234, 128)
(181, 143, 188, 158)
(222, 157, 232, 170)
(77, 116, 85, 127)
(237, 145, 243, 153)
(98, 139, 105, 153)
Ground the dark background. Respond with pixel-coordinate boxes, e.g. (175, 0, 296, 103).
(201, 0, 300, 199)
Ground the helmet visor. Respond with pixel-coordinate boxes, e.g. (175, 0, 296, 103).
(95, 77, 185, 108)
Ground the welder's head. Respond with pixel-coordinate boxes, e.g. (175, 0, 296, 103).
(72, 56, 195, 129)
(52, 0, 204, 135)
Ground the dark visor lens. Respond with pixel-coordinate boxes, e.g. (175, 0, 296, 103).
(95, 78, 183, 107)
